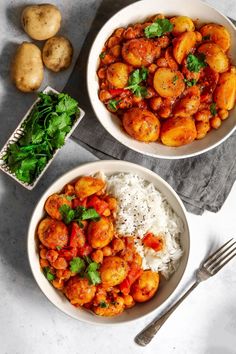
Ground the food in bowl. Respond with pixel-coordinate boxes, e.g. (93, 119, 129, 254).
(97, 14, 236, 147)
(37, 172, 183, 317)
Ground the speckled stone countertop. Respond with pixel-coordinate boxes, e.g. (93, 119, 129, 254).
(0, 1, 236, 353)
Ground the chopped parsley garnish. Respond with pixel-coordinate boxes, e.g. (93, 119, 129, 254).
(186, 53, 207, 73)
(184, 78, 197, 87)
(210, 102, 217, 116)
(59, 205, 100, 225)
(43, 267, 55, 281)
(125, 67, 148, 97)
(202, 35, 211, 40)
(65, 195, 76, 201)
(107, 99, 121, 112)
(3, 92, 79, 184)
(99, 51, 106, 59)
(69, 257, 101, 285)
(99, 301, 108, 308)
(144, 18, 173, 38)
(172, 75, 178, 85)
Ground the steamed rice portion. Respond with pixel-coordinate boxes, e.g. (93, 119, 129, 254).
(106, 173, 183, 279)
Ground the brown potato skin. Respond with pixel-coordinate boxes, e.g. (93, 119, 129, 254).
(45, 194, 72, 220)
(130, 270, 159, 302)
(213, 71, 236, 110)
(75, 176, 105, 199)
(64, 277, 96, 306)
(42, 36, 73, 72)
(199, 23, 231, 52)
(38, 218, 68, 249)
(123, 108, 160, 142)
(107, 62, 129, 88)
(21, 4, 61, 40)
(161, 116, 197, 147)
(173, 31, 196, 64)
(198, 43, 229, 73)
(87, 217, 114, 249)
(153, 68, 185, 98)
(122, 39, 160, 67)
(11, 42, 43, 92)
(100, 256, 128, 287)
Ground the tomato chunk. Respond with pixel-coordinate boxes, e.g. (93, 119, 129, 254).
(143, 233, 164, 252)
(72, 198, 87, 209)
(87, 196, 109, 215)
(59, 247, 77, 261)
(120, 263, 143, 295)
(70, 222, 86, 248)
(77, 244, 93, 257)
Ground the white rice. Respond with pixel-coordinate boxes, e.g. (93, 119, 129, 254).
(106, 173, 183, 279)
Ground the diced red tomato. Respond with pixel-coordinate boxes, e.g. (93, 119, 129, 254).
(120, 263, 143, 295)
(70, 222, 86, 248)
(87, 196, 109, 215)
(59, 247, 77, 261)
(109, 89, 127, 97)
(143, 233, 164, 252)
(125, 237, 135, 250)
(72, 198, 87, 209)
(77, 244, 93, 257)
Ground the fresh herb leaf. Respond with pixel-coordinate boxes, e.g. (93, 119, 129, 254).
(184, 78, 197, 87)
(56, 94, 79, 116)
(70, 257, 86, 273)
(186, 53, 207, 73)
(79, 207, 100, 221)
(99, 51, 106, 59)
(84, 256, 92, 264)
(85, 262, 101, 285)
(202, 35, 211, 40)
(125, 67, 148, 97)
(59, 205, 100, 225)
(56, 246, 62, 251)
(99, 301, 108, 308)
(210, 102, 217, 116)
(144, 18, 173, 38)
(59, 204, 75, 224)
(172, 75, 178, 85)
(43, 267, 55, 281)
(107, 99, 121, 112)
(65, 195, 76, 201)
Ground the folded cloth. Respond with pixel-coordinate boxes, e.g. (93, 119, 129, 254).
(64, 0, 236, 215)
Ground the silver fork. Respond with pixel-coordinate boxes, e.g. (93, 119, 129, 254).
(135, 238, 236, 346)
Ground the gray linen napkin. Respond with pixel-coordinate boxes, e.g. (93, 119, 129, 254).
(64, 0, 236, 215)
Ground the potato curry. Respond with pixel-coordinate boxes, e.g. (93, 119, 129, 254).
(97, 15, 236, 146)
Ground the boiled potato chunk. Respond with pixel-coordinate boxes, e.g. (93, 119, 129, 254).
(42, 36, 73, 72)
(200, 23, 231, 52)
(75, 176, 105, 199)
(87, 216, 114, 249)
(130, 270, 159, 302)
(173, 31, 196, 64)
(38, 218, 68, 249)
(107, 62, 129, 88)
(11, 42, 43, 92)
(213, 71, 236, 110)
(161, 116, 197, 147)
(21, 4, 61, 40)
(64, 277, 96, 306)
(45, 194, 72, 220)
(170, 16, 195, 36)
(123, 108, 160, 142)
(173, 86, 200, 117)
(153, 68, 185, 98)
(100, 256, 128, 287)
(122, 38, 160, 67)
(198, 43, 229, 73)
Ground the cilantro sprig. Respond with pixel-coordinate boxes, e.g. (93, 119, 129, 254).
(125, 67, 148, 97)
(107, 99, 121, 112)
(144, 18, 173, 38)
(210, 102, 217, 116)
(184, 78, 197, 87)
(59, 205, 100, 226)
(69, 256, 101, 285)
(186, 54, 207, 73)
(3, 93, 79, 184)
(43, 267, 55, 282)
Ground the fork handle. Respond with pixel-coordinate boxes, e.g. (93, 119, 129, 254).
(135, 281, 200, 346)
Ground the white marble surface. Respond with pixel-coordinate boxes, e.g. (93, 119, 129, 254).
(0, 1, 236, 354)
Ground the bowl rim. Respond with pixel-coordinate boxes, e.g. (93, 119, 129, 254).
(87, 0, 236, 159)
(27, 160, 190, 325)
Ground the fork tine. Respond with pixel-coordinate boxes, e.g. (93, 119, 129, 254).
(211, 251, 236, 275)
(204, 239, 235, 267)
(205, 241, 236, 268)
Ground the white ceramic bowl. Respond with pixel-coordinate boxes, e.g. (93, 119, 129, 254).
(87, 0, 236, 159)
(28, 160, 190, 324)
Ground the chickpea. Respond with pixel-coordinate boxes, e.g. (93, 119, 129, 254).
(114, 27, 125, 37)
(133, 253, 143, 267)
(99, 90, 112, 102)
(56, 269, 71, 280)
(97, 68, 106, 79)
(123, 294, 135, 308)
(112, 238, 125, 252)
(40, 248, 47, 260)
(149, 97, 162, 111)
(148, 63, 158, 73)
(218, 109, 229, 120)
(196, 121, 210, 139)
(104, 197, 117, 211)
(230, 66, 236, 74)
(157, 35, 170, 48)
(40, 258, 49, 268)
(102, 246, 112, 257)
(52, 257, 68, 270)
(46, 250, 59, 263)
(210, 116, 222, 129)
(156, 57, 168, 67)
(121, 248, 133, 262)
(107, 36, 120, 48)
(194, 109, 211, 122)
(91, 250, 104, 263)
(146, 87, 156, 99)
(195, 31, 202, 42)
(158, 106, 171, 118)
(109, 45, 121, 58)
(103, 208, 111, 216)
(52, 278, 64, 289)
(64, 184, 75, 195)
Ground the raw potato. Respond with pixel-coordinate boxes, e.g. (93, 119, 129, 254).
(122, 38, 160, 67)
(213, 71, 236, 110)
(21, 4, 61, 40)
(153, 68, 185, 98)
(170, 16, 195, 36)
(200, 23, 231, 52)
(11, 42, 43, 92)
(107, 62, 129, 88)
(173, 86, 200, 117)
(173, 31, 196, 64)
(42, 36, 73, 72)
(123, 108, 160, 142)
(161, 116, 197, 147)
(198, 43, 229, 73)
